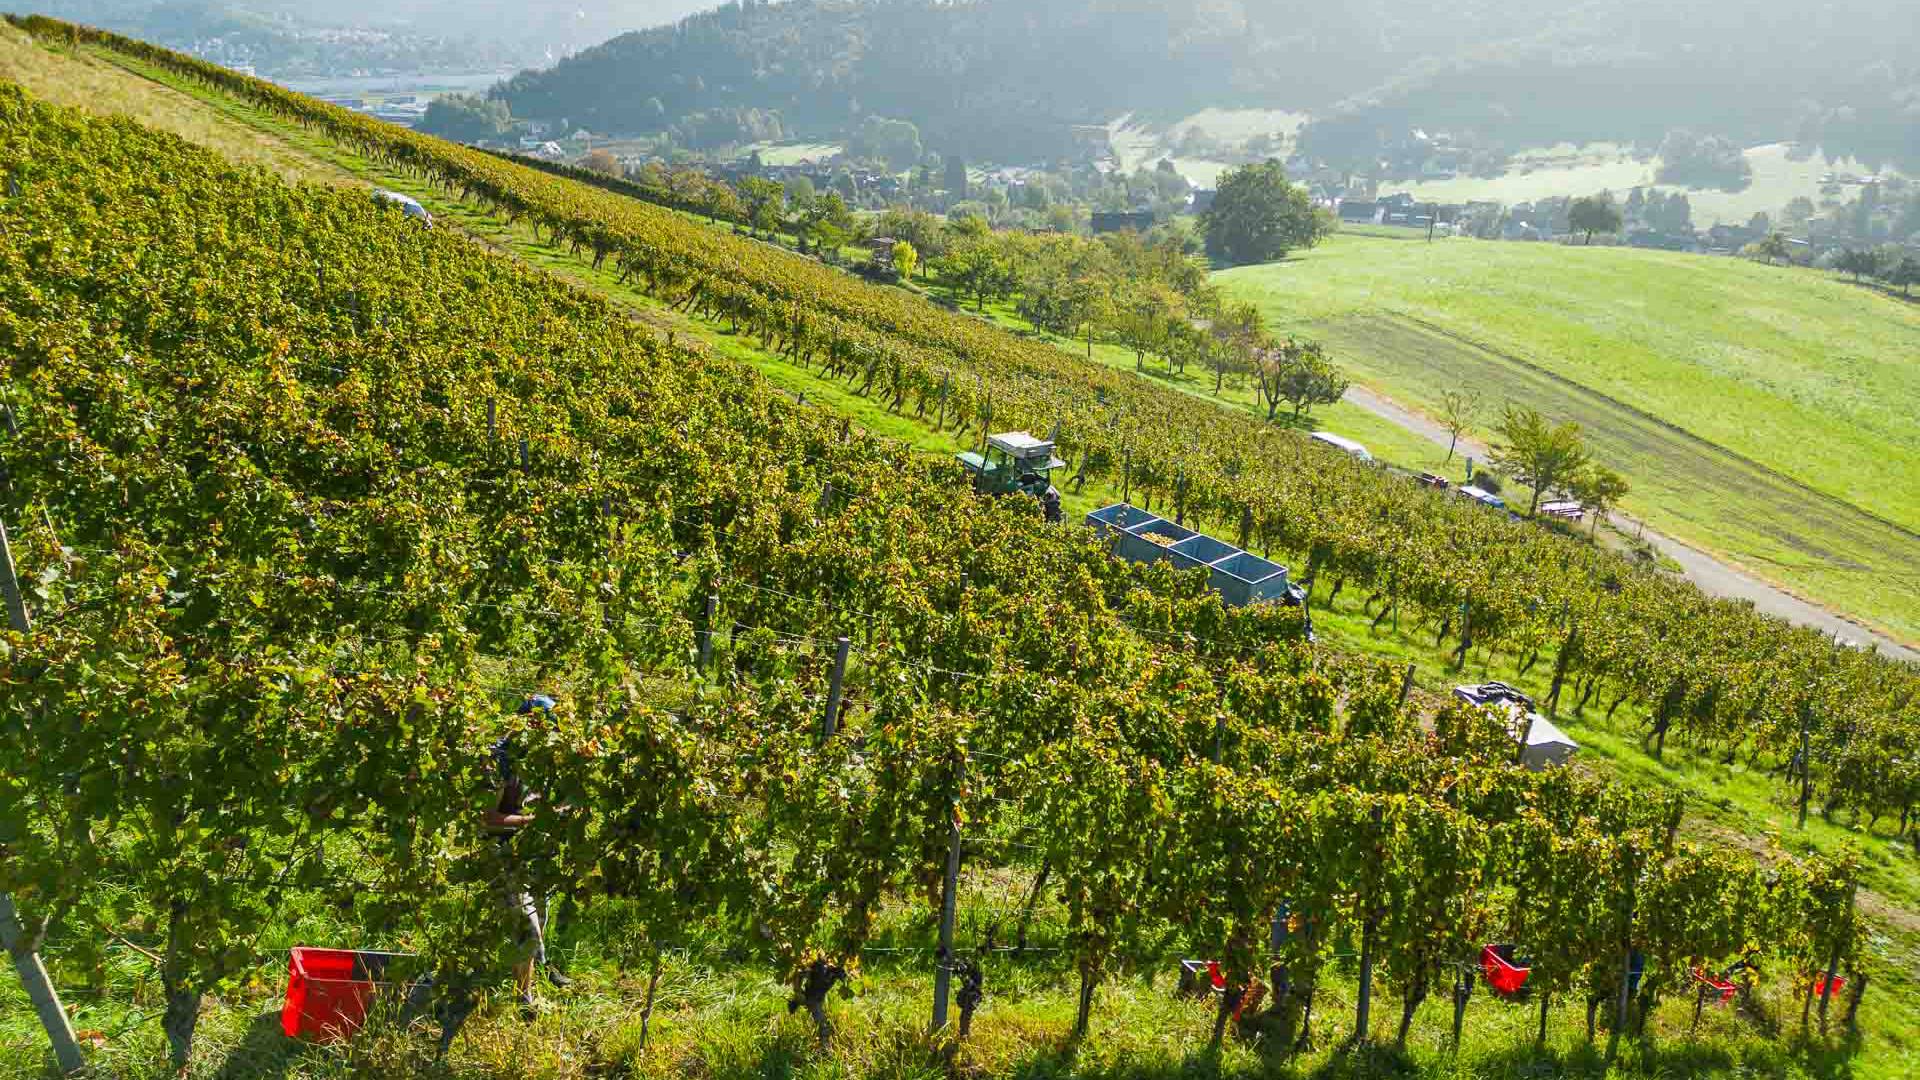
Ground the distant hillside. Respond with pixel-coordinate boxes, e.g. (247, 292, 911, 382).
(15, 1, 711, 73)
(493, 0, 1449, 160)
(494, 0, 1919, 169)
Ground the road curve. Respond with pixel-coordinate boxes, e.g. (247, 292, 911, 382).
(1341, 385, 1920, 665)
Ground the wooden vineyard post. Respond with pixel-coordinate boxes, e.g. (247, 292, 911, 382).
(823, 636, 850, 739)
(698, 593, 718, 671)
(1846, 971, 1867, 1032)
(979, 379, 992, 452)
(1797, 701, 1814, 830)
(1451, 967, 1472, 1048)
(486, 397, 496, 442)
(1398, 663, 1415, 708)
(1818, 880, 1855, 1036)
(1608, 847, 1639, 1063)
(1547, 625, 1578, 717)
(0, 519, 86, 1075)
(1353, 803, 1384, 1045)
(931, 797, 963, 1032)
(1454, 597, 1473, 670)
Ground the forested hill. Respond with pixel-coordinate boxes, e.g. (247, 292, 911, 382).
(491, 0, 1440, 160)
(494, 0, 1919, 169)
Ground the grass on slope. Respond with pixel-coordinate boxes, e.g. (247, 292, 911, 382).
(0, 23, 345, 184)
(6, 840, 1874, 1080)
(11, 48, 1920, 1078)
(1217, 234, 1920, 644)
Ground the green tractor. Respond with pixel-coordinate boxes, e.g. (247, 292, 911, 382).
(957, 431, 1065, 502)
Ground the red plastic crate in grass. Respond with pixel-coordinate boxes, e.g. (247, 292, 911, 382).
(281, 948, 413, 1042)
(1814, 973, 1847, 999)
(1481, 944, 1530, 996)
(1691, 967, 1737, 1004)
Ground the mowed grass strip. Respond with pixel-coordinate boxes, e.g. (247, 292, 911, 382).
(1218, 234, 1920, 641)
(0, 23, 346, 184)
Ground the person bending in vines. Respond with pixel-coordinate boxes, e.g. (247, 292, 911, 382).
(486, 694, 574, 1019)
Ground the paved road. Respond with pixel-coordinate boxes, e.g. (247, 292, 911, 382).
(1343, 385, 1920, 664)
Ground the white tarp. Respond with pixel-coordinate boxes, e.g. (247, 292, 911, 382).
(1517, 713, 1579, 770)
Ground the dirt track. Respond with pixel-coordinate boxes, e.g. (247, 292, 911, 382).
(1343, 385, 1919, 665)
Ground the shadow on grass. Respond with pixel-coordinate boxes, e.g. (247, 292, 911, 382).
(1837, 278, 1919, 306)
(994, 1031, 1862, 1080)
(213, 1010, 306, 1080)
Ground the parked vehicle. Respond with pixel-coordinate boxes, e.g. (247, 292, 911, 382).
(956, 431, 1063, 500)
(372, 189, 433, 227)
(1308, 431, 1373, 463)
(1455, 485, 1506, 510)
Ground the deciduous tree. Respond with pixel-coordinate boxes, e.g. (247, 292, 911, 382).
(1200, 160, 1320, 266)
(737, 176, 786, 236)
(1492, 405, 1592, 517)
(1568, 195, 1622, 245)
(580, 148, 621, 176)
(890, 240, 918, 282)
(1439, 389, 1482, 462)
(1569, 464, 1631, 535)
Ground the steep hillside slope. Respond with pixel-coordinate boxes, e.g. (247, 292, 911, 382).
(1, 70, 1915, 1080)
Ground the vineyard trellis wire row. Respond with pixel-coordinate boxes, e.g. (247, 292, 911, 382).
(0, 77, 1874, 1072)
(16, 11, 1912, 826)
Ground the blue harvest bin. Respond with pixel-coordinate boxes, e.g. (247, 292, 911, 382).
(1117, 518, 1198, 565)
(1211, 551, 1291, 606)
(1169, 532, 1238, 572)
(1085, 502, 1162, 537)
(1084, 503, 1295, 608)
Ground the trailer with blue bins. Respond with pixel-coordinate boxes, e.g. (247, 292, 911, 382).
(1086, 503, 1303, 608)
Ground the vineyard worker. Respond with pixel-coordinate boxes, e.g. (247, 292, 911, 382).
(486, 694, 574, 1020)
(1042, 487, 1064, 525)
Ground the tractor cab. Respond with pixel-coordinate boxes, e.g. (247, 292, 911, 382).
(958, 431, 1065, 499)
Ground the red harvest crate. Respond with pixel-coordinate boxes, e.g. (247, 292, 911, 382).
(281, 947, 412, 1042)
(1481, 944, 1531, 996)
(1814, 973, 1847, 998)
(1691, 967, 1737, 1004)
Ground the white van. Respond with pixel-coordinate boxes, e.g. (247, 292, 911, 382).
(1308, 431, 1373, 463)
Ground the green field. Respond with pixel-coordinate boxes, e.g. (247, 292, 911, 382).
(1217, 234, 1920, 644)
(1392, 142, 1894, 227)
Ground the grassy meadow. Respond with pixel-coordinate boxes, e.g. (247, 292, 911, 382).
(1216, 233, 1920, 644)
(1391, 142, 1895, 228)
